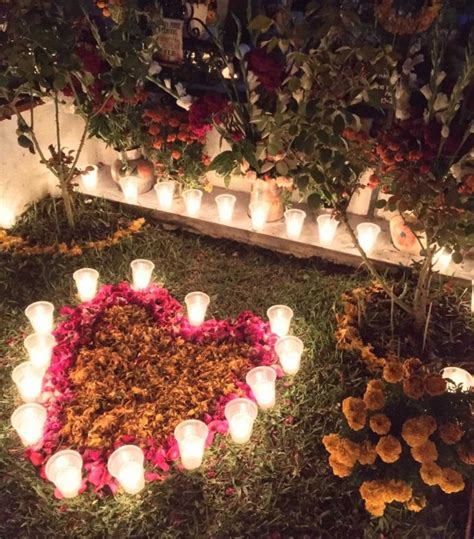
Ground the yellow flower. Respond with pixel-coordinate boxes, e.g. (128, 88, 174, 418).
(406, 495, 427, 512)
(410, 440, 438, 463)
(342, 397, 367, 431)
(420, 462, 442, 486)
(328, 455, 353, 478)
(438, 467, 465, 494)
(369, 414, 391, 435)
(358, 441, 377, 465)
(438, 422, 464, 445)
(375, 435, 402, 463)
(383, 361, 404, 383)
(403, 375, 425, 399)
(424, 373, 447, 396)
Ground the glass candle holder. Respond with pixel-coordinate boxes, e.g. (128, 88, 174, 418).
(433, 247, 452, 272)
(11, 403, 47, 446)
(12, 362, 44, 402)
(174, 419, 209, 470)
(356, 222, 381, 254)
(120, 176, 139, 204)
(182, 189, 203, 217)
(45, 450, 83, 498)
(215, 194, 237, 224)
(81, 165, 98, 191)
(317, 214, 339, 245)
(249, 201, 270, 232)
(246, 366, 277, 410)
(267, 305, 293, 337)
(441, 367, 472, 392)
(24, 333, 55, 372)
(284, 209, 306, 239)
(224, 398, 258, 444)
(73, 268, 99, 302)
(130, 259, 155, 290)
(107, 445, 145, 495)
(185, 292, 210, 326)
(0, 201, 16, 229)
(155, 181, 176, 210)
(275, 336, 304, 375)
(25, 301, 54, 334)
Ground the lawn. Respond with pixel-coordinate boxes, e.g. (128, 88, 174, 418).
(0, 200, 467, 538)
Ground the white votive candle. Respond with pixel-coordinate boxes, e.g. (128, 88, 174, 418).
(25, 301, 54, 334)
(284, 209, 306, 239)
(441, 367, 472, 392)
(356, 222, 381, 254)
(120, 176, 139, 203)
(182, 189, 203, 217)
(275, 336, 304, 375)
(81, 165, 98, 191)
(246, 366, 277, 410)
(174, 419, 209, 470)
(107, 445, 145, 495)
(267, 305, 293, 337)
(73, 268, 99, 302)
(249, 201, 270, 232)
(11, 403, 47, 446)
(155, 181, 176, 210)
(12, 362, 44, 402)
(24, 333, 55, 372)
(317, 214, 339, 244)
(45, 450, 83, 498)
(433, 247, 452, 272)
(130, 259, 155, 290)
(215, 194, 237, 224)
(224, 398, 258, 444)
(185, 292, 210, 326)
(0, 201, 16, 229)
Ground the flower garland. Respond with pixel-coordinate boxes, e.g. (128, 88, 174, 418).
(24, 283, 281, 497)
(375, 0, 443, 35)
(0, 218, 145, 257)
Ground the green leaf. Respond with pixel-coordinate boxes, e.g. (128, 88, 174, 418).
(276, 160, 289, 176)
(208, 151, 235, 174)
(311, 168, 325, 183)
(248, 15, 274, 32)
(18, 135, 34, 153)
(452, 251, 463, 264)
(307, 193, 322, 209)
(333, 114, 345, 136)
(53, 74, 67, 91)
(375, 199, 387, 209)
(296, 174, 309, 191)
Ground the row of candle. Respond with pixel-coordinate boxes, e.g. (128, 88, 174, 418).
(82, 169, 458, 267)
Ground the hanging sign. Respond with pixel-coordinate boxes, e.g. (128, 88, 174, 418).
(156, 18, 184, 64)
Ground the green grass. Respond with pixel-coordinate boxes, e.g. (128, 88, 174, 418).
(0, 202, 468, 538)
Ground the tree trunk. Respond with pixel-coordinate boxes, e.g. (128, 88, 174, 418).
(60, 178, 75, 229)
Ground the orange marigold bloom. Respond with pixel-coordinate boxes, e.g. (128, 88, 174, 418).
(332, 437, 360, 467)
(386, 480, 412, 503)
(369, 413, 391, 435)
(328, 455, 353, 478)
(342, 397, 367, 431)
(457, 443, 474, 465)
(358, 441, 377, 465)
(322, 433, 340, 454)
(383, 361, 404, 383)
(403, 357, 423, 378)
(359, 480, 386, 503)
(424, 373, 446, 396)
(439, 467, 465, 494)
(376, 435, 402, 463)
(406, 495, 427, 512)
(403, 375, 425, 399)
(420, 462, 442, 486)
(410, 440, 438, 463)
(438, 422, 464, 445)
(402, 415, 436, 448)
(363, 381, 385, 411)
(364, 500, 386, 517)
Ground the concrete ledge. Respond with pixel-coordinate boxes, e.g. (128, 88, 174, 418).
(78, 167, 473, 286)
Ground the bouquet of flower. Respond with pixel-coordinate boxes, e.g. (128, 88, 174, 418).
(323, 360, 472, 517)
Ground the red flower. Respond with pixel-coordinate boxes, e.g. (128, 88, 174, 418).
(246, 49, 285, 92)
(188, 93, 230, 139)
(171, 150, 181, 160)
(75, 44, 102, 76)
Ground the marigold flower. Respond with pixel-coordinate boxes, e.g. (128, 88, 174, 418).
(420, 462, 442, 486)
(402, 415, 437, 447)
(328, 455, 353, 478)
(403, 375, 425, 399)
(359, 480, 386, 503)
(438, 422, 464, 445)
(364, 500, 386, 517)
(322, 433, 340, 454)
(358, 441, 377, 465)
(383, 361, 404, 383)
(439, 467, 465, 494)
(369, 414, 391, 435)
(386, 480, 412, 503)
(363, 381, 385, 411)
(410, 440, 438, 463)
(457, 443, 474, 465)
(342, 397, 367, 431)
(424, 373, 446, 396)
(403, 357, 423, 377)
(406, 495, 427, 512)
(376, 435, 402, 463)
(331, 438, 360, 468)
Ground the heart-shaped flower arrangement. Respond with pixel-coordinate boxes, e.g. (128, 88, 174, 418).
(25, 283, 281, 496)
